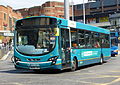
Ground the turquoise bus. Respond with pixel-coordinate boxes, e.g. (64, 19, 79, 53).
(13, 16, 111, 71)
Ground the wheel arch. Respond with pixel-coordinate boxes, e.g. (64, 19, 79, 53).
(73, 56, 78, 68)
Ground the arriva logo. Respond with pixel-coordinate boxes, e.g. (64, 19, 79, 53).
(68, 20, 76, 28)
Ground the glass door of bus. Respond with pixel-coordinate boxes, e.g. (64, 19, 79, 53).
(60, 28, 71, 69)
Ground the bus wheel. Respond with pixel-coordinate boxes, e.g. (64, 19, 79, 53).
(100, 56, 104, 64)
(71, 58, 77, 71)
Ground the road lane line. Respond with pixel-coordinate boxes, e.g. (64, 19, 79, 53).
(108, 78, 120, 84)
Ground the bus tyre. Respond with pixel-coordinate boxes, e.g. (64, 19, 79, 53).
(100, 56, 104, 64)
(111, 54, 115, 57)
(71, 58, 77, 71)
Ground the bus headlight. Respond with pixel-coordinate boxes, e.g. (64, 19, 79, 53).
(48, 56, 58, 61)
(14, 57, 21, 63)
(48, 56, 58, 65)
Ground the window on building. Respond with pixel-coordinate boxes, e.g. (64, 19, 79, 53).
(99, 17, 109, 23)
(9, 17, 12, 30)
(4, 13, 6, 20)
(13, 17, 17, 23)
(13, 17, 17, 28)
(59, 15, 64, 18)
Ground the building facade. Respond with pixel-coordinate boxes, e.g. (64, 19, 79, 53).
(15, 1, 72, 19)
(0, 5, 22, 44)
(73, 0, 120, 28)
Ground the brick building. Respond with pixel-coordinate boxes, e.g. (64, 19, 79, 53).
(15, 1, 72, 19)
(0, 5, 22, 44)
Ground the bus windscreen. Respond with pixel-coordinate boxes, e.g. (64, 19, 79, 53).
(15, 17, 57, 55)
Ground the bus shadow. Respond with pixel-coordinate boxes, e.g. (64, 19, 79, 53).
(0, 69, 63, 74)
(0, 62, 107, 74)
(77, 62, 107, 71)
(0, 69, 35, 74)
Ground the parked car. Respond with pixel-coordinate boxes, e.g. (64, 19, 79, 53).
(111, 45, 118, 56)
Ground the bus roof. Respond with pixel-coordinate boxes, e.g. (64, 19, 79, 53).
(76, 22, 110, 34)
(16, 16, 110, 34)
(56, 17, 110, 34)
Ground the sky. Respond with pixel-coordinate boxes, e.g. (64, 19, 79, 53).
(0, 0, 88, 9)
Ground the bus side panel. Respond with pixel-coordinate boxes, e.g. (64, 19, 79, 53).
(71, 49, 81, 66)
(102, 48, 111, 61)
(71, 48, 101, 67)
(79, 49, 101, 66)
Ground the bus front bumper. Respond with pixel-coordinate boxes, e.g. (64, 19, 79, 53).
(14, 61, 62, 70)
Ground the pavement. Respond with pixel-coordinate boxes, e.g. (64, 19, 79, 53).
(0, 50, 13, 61)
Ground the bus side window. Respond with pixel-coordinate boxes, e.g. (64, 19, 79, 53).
(85, 31, 92, 48)
(71, 29, 78, 48)
(94, 41, 100, 48)
(78, 30, 85, 48)
(94, 33, 100, 48)
(100, 34, 110, 48)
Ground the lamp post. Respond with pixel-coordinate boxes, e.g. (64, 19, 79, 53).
(71, 0, 74, 21)
(82, 0, 96, 24)
(64, 0, 69, 20)
(83, 0, 85, 24)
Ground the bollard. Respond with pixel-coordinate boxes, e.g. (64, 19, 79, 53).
(118, 43, 120, 55)
(0, 44, 1, 59)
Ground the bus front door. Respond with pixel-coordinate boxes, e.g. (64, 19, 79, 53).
(60, 29, 71, 69)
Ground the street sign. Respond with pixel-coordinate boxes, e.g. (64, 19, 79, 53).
(88, 0, 96, 2)
(3, 33, 14, 37)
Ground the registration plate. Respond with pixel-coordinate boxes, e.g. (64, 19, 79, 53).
(29, 63, 40, 69)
